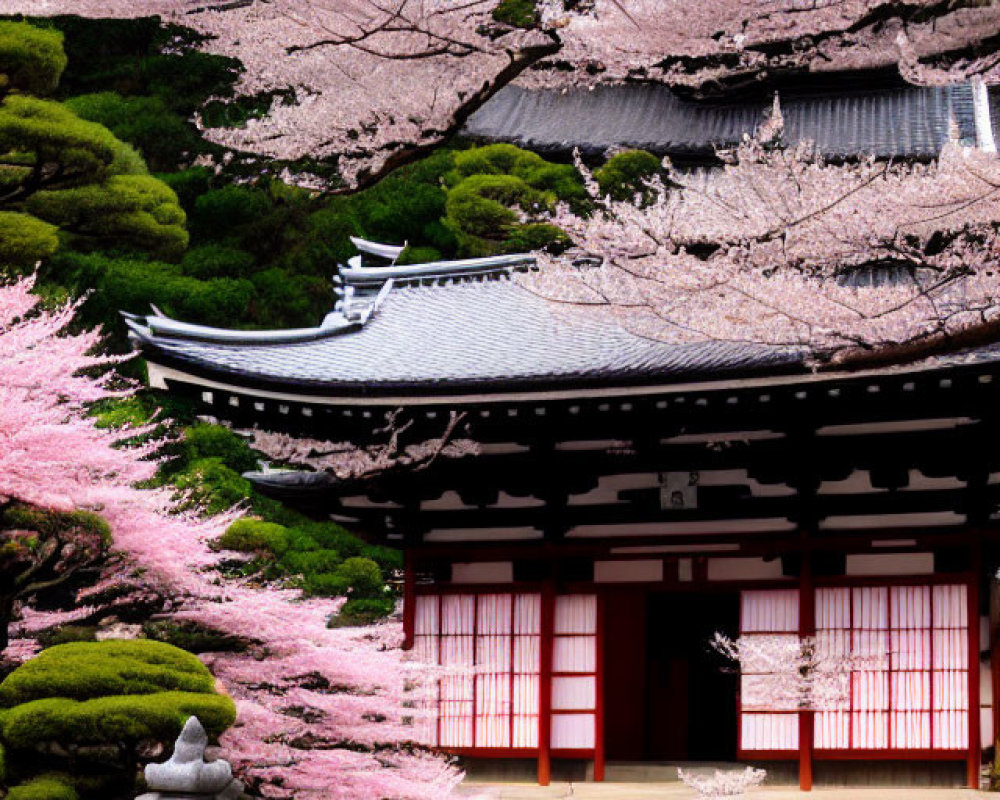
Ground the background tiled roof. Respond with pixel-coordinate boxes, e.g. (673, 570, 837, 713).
(463, 82, 978, 159)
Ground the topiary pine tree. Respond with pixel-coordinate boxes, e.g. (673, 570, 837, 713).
(0, 21, 187, 266)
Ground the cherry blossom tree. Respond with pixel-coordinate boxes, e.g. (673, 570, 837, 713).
(528, 109, 1000, 366)
(677, 765, 767, 800)
(710, 631, 858, 713)
(0, 276, 457, 799)
(526, 0, 1000, 94)
(2, 0, 557, 187)
(247, 410, 479, 479)
(9, 0, 997, 190)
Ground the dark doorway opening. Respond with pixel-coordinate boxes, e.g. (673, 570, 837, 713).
(603, 590, 739, 761)
(645, 591, 739, 760)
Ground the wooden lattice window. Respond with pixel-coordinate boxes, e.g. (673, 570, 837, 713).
(814, 584, 968, 751)
(551, 594, 598, 751)
(739, 589, 801, 752)
(414, 592, 541, 749)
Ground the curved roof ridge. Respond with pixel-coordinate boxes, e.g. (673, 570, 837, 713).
(123, 308, 363, 346)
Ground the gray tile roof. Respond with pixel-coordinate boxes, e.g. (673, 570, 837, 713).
(130, 274, 806, 396)
(464, 82, 979, 159)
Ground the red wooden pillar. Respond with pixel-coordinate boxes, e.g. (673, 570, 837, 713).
(538, 583, 555, 786)
(402, 551, 416, 650)
(798, 557, 815, 792)
(968, 558, 982, 789)
(594, 593, 606, 782)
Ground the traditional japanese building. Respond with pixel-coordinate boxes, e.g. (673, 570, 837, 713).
(125, 240, 1000, 790)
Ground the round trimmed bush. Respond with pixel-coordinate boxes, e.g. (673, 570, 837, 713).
(0, 641, 235, 799)
(218, 519, 289, 557)
(594, 149, 663, 202)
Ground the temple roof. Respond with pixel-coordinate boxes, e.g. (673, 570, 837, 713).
(127, 270, 806, 399)
(464, 81, 989, 159)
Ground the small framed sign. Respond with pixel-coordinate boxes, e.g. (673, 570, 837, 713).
(660, 471, 699, 510)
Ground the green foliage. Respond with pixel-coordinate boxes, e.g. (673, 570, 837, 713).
(0, 641, 216, 707)
(218, 519, 289, 557)
(0, 642, 234, 800)
(48, 18, 240, 116)
(200, 87, 297, 131)
(396, 245, 442, 265)
(451, 144, 585, 205)
(157, 167, 213, 212)
(180, 244, 255, 279)
(90, 396, 149, 430)
(174, 423, 259, 475)
(504, 222, 572, 254)
(214, 516, 399, 615)
(2, 692, 235, 751)
(0, 24, 190, 268)
(0, 95, 119, 177)
(250, 268, 329, 329)
(191, 185, 271, 240)
(54, 253, 254, 331)
(303, 557, 383, 599)
(329, 596, 396, 628)
(0, 211, 58, 267)
(142, 621, 251, 655)
(7, 776, 78, 800)
(0, 21, 67, 96)
(594, 149, 663, 202)
(65, 92, 200, 173)
(26, 174, 188, 260)
(172, 458, 253, 516)
(443, 144, 583, 256)
(36, 626, 98, 649)
(492, 0, 538, 27)
(2, 505, 111, 549)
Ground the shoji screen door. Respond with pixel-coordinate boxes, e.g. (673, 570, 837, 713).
(739, 589, 801, 753)
(414, 591, 598, 755)
(414, 592, 542, 750)
(740, 584, 970, 756)
(551, 595, 598, 751)
(815, 584, 969, 752)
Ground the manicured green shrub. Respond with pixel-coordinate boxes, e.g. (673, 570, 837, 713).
(594, 149, 663, 202)
(142, 620, 251, 655)
(171, 458, 254, 515)
(0, 212, 59, 268)
(308, 557, 384, 599)
(396, 245, 442, 265)
(175, 423, 259, 475)
(492, 0, 538, 27)
(279, 548, 342, 576)
(445, 173, 541, 255)
(329, 596, 396, 628)
(191, 185, 272, 240)
(157, 167, 213, 212)
(181, 244, 256, 280)
(36, 626, 98, 649)
(0, 641, 216, 706)
(218, 519, 289, 557)
(64, 92, 199, 172)
(66, 254, 255, 329)
(2, 505, 111, 548)
(7, 776, 78, 800)
(504, 222, 572, 254)
(214, 518, 398, 618)
(0, 641, 235, 800)
(443, 145, 583, 255)
(0, 21, 68, 95)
